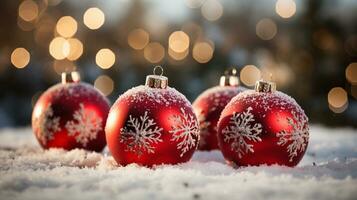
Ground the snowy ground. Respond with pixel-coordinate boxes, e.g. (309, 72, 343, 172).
(0, 126, 356, 200)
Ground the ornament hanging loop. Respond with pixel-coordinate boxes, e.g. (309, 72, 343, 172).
(146, 66, 168, 89)
(220, 67, 240, 86)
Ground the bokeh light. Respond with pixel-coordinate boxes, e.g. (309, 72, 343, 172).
(56, 16, 77, 38)
(328, 87, 348, 113)
(11, 48, 30, 69)
(256, 18, 277, 40)
(240, 65, 261, 86)
(169, 31, 190, 53)
(168, 48, 189, 61)
(144, 42, 165, 63)
(66, 38, 83, 61)
(94, 75, 114, 96)
(83, 7, 105, 30)
(18, 0, 39, 22)
(49, 37, 68, 60)
(192, 42, 214, 63)
(128, 29, 150, 50)
(201, 0, 223, 21)
(275, 0, 297, 19)
(346, 63, 357, 85)
(95, 48, 116, 69)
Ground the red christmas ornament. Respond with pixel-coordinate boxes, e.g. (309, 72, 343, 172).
(106, 66, 199, 167)
(217, 80, 309, 167)
(32, 71, 110, 152)
(193, 68, 246, 150)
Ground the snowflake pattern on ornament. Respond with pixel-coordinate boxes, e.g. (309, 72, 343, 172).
(169, 108, 200, 157)
(222, 107, 262, 158)
(196, 111, 211, 148)
(65, 103, 103, 147)
(37, 104, 61, 145)
(276, 111, 309, 162)
(120, 111, 163, 156)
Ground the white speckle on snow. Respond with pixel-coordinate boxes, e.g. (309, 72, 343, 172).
(0, 126, 356, 200)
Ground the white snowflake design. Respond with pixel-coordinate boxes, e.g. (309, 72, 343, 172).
(65, 103, 103, 147)
(276, 111, 309, 162)
(36, 104, 61, 145)
(196, 111, 211, 148)
(169, 108, 200, 157)
(120, 111, 163, 156)
(222, 107, 262, 158)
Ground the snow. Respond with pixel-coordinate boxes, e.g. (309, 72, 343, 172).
(0, 126, 356, 200)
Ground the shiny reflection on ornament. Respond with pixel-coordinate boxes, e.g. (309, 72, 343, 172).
(328, 87, 348, 113)
(53, 60, 76, 75)
(346, 63, 357, 85)
(11, 48, 30, 69)
(168, 48, 189, 61)
(185, 0, 204, 8)
(275, 0, 296, 19)
(192, 42, 214, 63)
(169, 31, 190, 53)
(83, 7, 105, 30)
(66, 38, 83, 61)
(240, 65, 261, 87)
(96, 48, 116, 69)
(201, 0, 223, 21)
(144, 42, 165, 63)
(128, 29, 150, 50)
(256, 18, 277, 41)
(49, 37, 68, 60)
(19, 0, 39, 22)
(94, 75, 114, 96)
(56, 16, 77, 38)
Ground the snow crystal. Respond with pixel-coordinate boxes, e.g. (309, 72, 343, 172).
(0, 125, 356, 200)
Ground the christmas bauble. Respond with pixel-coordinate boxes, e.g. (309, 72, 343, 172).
(193, 68, 246, 150)
(106, 66, 199, 167)
(32, 72, 110, 152)
(217, 80, 309, 167)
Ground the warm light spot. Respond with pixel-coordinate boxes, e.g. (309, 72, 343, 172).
(56, 16, 77, 38)
(11, 48, 30, 69)
(128, 29, 150, 50)
(169, 31, 190, 53)
(66, 38, 83, 61)
(83, 7, 105, 30)
(240, 65, 261, 87)
(53, 60, 76, 75)
(275, 0, 296, 19)
(328, 87, 348, 113)
(168, 48, 189, 61)
(185, 0, 204, 8)
(192, 42, 214, 63)
(49, 37, 68, 60)
(18, 0, 39, 22)
(17, 18, 35, 31)
(96, 48, 116, 69)
(94, 75, 114, 96)
(346, 63, 357, 85)
(256, 18, 277, 40)
(201, 0, 223, 21)
(144, 42, 165, 63)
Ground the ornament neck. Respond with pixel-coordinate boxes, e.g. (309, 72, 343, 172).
(255, 80, 276, 92)
(145, 66, 168, 89)
(219, 68, 240, 86)
(61, 71, 81, 84)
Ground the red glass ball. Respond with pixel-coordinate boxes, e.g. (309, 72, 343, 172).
(105, 86, 200, 167)
(32, 82, 110, 152)
(193, 86, 245, 150)
(217, 90, 309, 167)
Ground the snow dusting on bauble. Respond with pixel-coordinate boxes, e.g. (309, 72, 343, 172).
(217, 79, 309, 167)
(105, 66, 199, 167)
(193, 68, 246, 151)
(32, 71, 110, 152)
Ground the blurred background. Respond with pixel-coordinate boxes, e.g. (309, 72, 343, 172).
(0, 0, 356, 128)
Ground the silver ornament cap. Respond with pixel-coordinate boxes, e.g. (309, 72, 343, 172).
(61, 71, 81, 84)
(255, 80, 276, 92)
(145, 66, 168, 89)
(219, 68, 240, 86)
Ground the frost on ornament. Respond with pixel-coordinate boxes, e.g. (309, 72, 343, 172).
(222, 107, 262, 158)
(36, 104, 61, 145)
(170, 108, 200, 157)
(65, 103, 103, 147)
(277, 111, 309, 162)
(120, 111, 163, 156)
